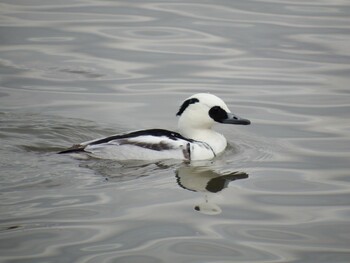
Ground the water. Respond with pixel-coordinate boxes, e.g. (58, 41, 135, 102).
(1, 0, 350, 262)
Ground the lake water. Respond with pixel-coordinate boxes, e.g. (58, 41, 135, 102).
(1, 0, 350, 262)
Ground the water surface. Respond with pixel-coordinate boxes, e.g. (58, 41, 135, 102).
(1, 0, 350, 262)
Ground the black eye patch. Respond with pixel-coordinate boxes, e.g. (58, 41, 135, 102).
(209, 106, 228, 122)
(176, 98, 199, 116)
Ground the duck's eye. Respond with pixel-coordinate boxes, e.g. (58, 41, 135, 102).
(209, 106, 228, 122)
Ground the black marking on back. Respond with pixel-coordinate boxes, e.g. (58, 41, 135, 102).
(89, 129, 194, 145)
(208, 106, 228, 123)
(176, 98, 199, 116)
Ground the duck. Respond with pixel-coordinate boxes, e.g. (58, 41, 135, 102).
(58, 93, 250, 161)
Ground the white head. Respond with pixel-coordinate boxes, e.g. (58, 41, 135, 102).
(176, 93, 250, 132)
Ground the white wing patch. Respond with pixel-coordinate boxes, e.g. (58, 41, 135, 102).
(84, 135, 190, 161)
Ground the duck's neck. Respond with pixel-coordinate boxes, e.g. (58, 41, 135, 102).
(179, 127, 227, 155)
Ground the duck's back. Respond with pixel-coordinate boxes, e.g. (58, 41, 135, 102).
(59, 129, 215, 161)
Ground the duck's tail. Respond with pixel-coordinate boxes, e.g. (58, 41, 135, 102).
(58, 145, 85, 154)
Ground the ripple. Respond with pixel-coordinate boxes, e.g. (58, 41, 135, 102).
(171, 240, 242, 257)
(100, 26, 223, 42)
(106, 255, 163, 263)
(288, 33, 350, 57)
(146, 2, 349, 27)
(27, 36, 75, 42)
(81, 243, 123, 252)
(213, 221, 350, 258)
(0, 225, 107, 261)
(99, 26, 235, 55)
(251, 192, 350, 207)
(0, 48, 140, 84)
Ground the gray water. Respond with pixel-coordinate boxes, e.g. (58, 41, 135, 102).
(1, 0, 350, 262)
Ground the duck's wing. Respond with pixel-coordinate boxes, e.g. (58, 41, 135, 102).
(59, 129, 192, 160)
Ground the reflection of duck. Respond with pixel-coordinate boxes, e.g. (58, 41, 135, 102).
(175, 166, 248, 215)
(176, 166, 248, 193)
(59, 93, 250, 161)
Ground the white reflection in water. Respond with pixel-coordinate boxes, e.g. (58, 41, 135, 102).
(176, 165, 248, 215)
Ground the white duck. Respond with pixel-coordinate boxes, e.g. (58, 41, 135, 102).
(59, 93, 250, 161)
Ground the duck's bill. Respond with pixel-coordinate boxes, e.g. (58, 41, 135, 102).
(221, 113, 251, 125)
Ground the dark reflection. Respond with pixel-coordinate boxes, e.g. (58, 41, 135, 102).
(175, 166, 248, 215)
(6, 225, 22, 231)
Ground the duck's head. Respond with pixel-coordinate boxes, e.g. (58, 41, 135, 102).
(176, 93, 250, 130)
